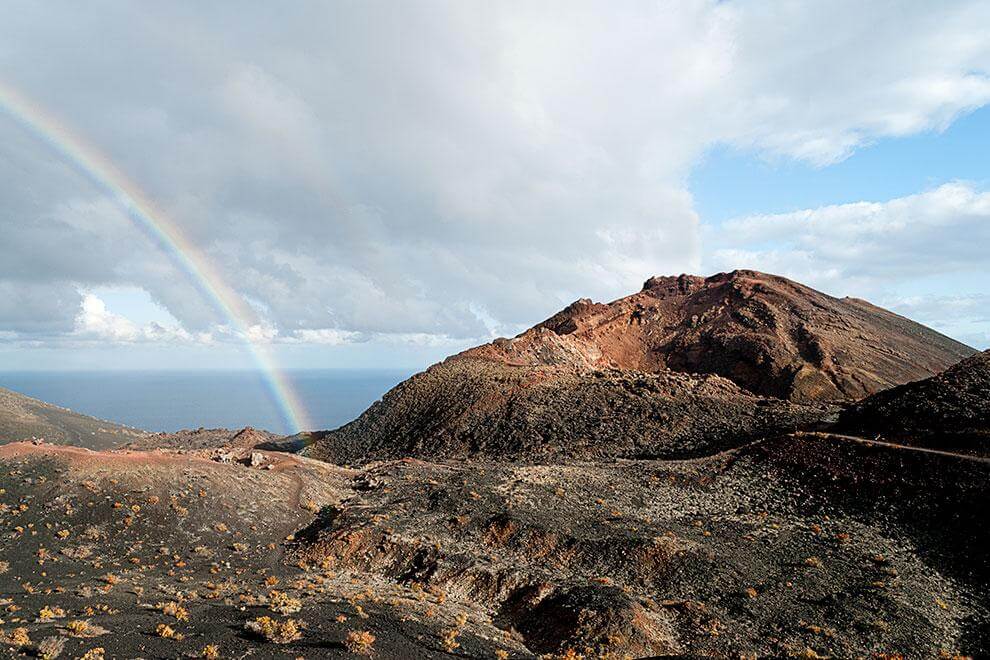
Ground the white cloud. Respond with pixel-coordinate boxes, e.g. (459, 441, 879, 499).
(72, 293, 209, 345)
(709, 182, 990, 284)
(891, 294, 990, 324)
(75, 294, 140, 342)
(292, 329, 361, 346)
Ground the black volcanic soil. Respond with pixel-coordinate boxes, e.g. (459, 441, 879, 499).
(0, 387, 147, 450)
(2, 435, 986, 658)
(0, 443, 531, 659)
(839, 349, 990, 455)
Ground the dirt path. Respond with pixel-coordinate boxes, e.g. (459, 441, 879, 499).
(793, 431, 990, 463)
(270, 460, 306, 509)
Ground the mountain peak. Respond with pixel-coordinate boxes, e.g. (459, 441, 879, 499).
(463, 271, 973, 402)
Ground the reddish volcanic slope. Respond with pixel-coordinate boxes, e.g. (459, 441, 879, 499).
(464, 270, 974, 402)
(304, 270, 972, 464)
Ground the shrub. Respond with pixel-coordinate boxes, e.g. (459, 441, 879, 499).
(244, 617, 303, 644)
(65, 620, 108, 638)
(344, 630, 376, 656)
(36, 636, 67, 660)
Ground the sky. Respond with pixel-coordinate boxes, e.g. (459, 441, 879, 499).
(0, 0, 989, 372)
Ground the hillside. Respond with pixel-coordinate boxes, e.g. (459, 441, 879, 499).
(839, 349, 990, 454)
(304, 270, 971, 464)
(0, 386, 147, 449)
(302, 359, 833, 464)
(1, 432, 985, 658)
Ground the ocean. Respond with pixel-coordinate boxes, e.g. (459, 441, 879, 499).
(0, 369, 412, 435)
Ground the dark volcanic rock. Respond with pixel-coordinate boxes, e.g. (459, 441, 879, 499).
(838, 350, 990, 454)
(303, 358, 833, 464)
(292, 435, 990, 657)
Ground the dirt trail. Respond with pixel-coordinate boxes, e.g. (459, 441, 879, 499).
(271, 459, 306, 509)
(793, 431, 990, 463)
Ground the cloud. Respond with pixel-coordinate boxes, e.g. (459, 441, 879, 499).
(0, 1, 988, 348)
(709, 182, 990, 284)
(75, 294, 140, 341)
(72, 293, 208, 345)
(890, 294, 990, 325)
(706, 182, 990, 346)
(717, 2, 990, 164)
(0, 281, 82, 335)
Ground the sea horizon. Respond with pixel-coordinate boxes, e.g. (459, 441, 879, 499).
(0, 368, 413, 436)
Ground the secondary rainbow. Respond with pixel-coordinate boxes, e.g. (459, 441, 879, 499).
(0, 82, 311, 434)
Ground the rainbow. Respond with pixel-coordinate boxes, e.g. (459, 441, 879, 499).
(0, 82, 311, 434)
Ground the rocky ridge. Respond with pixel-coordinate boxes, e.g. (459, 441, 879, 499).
(466, 270, 973, 402)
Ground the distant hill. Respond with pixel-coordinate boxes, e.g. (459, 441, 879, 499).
(839, 349, 990, 454)
(304, 270, 972, 464)
(0, 385, 147, 449)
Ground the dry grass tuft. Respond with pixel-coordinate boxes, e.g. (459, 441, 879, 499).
(155, 601, 189, 621)
(65, 620, 109, 638)
(244, 616, 303, 644)
(156, 623, 184, 640)
(0, 627, 30, 647)
(36, 636, 67, 660)
(344, 630, 376, 656)
(268, 590, 302, 614)
(39, 605, 67, 620)
(199, 644, 221, 659)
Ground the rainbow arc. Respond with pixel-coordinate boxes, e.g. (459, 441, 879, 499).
(0, 82, 310, 434)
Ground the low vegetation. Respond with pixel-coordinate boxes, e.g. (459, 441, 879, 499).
(244, 616, 303, 644)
